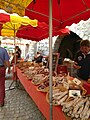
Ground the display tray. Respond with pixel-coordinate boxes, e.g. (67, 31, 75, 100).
(46, 87, 68, 106)
(46, 92, 67, 106)
(36, 80, 55, 92)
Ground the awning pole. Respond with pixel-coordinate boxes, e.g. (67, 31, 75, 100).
(14, 26, 16, 65)
(13, 25, 17, 82)
(49, 0, 53, 120)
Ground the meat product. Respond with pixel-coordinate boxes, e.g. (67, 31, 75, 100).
(84, 108, 90, 119)
(77, 104, 84, 115)
(57, 94, 68, 105)
(80, 100, 90, 119)
(72, 97, 87, 115)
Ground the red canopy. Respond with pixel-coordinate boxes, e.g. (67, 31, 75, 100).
(21, 0, 90, 41)
(25, 0, 90, 27)
(16, 24, 69, 41)
(0, 0, 90, 41)
(0, 10, 69, 41)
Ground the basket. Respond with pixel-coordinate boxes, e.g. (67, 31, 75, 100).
(37, 80, 55, 92)
(46, 87, 68, 106)
(37, 86, 49, 92)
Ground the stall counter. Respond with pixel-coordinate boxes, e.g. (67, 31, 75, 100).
(16, 67, 90, 120)
(16, 67, 67, 120)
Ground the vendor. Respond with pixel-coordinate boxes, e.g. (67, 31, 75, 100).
(34, 52, 43, 63)
(74, 40, 90, 81)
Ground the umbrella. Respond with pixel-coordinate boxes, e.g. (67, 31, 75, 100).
(0, 9, 69, 41)
(0, 9, 38, 64)
(0, 9, 38, 90)
(0, 0, 71, 41)
(1, 0, 90, 28)
(25, 0, 90, 27)
(16, 25, 69, 41)
(0, 9, 38, 37)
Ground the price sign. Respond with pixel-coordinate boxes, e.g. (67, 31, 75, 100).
(73, 78, 81, 85)
(69, 90, 81, 98)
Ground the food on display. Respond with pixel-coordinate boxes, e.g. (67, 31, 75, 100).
(62, 96, 90, 120)
(32, 74, 46, 85)
(37, 76, 55, 92)
(16, 61, 90, 120)
(46, 88, 68, 105)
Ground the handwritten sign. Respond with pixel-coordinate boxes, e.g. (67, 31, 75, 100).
(69, 90, 81, 98)
(73, 78, 81, 85)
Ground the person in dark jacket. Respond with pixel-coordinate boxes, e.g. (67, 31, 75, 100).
(34, 52, 43, 63)
(15, 46, 21, 60)
(74, 40, 90, 80)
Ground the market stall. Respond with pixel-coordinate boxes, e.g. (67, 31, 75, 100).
(0, 1, 90, 120)
(13, 61, 90, 120)
(16, 67, 66, 120)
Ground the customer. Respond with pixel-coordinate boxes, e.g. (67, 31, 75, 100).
(74, 40, 90, 80)
(0, 41, 10, 107)
(25, 52, 30, 61)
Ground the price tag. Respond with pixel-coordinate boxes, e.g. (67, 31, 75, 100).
(63, 82, 69, 89)
(73, 78, 81, 85)
(69, 90, 81, 98)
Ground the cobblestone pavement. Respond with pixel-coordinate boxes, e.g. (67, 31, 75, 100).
(0, 74, 46, 120)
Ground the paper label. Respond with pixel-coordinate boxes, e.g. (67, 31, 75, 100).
(69, 90, 81, 98)
(63, 82, 69, 89)
(73, 78, 81, 85)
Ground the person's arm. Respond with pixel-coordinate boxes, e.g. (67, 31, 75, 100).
(4, 60, 10, 67)
(73, 52, 81, 69)
(4, 49, 11, 73)
(25, 53, 29, 60)
(73, 62, 81, 69)
(4, 60, 11, 74)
